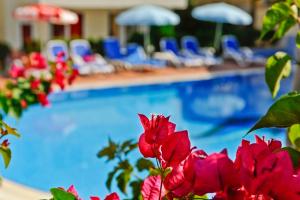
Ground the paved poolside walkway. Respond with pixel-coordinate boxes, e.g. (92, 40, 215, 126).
(0, 62, 264, 199)
(69, 62, 264, 90)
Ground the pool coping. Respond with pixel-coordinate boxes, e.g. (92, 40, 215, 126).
(0, 179, 50, 200)
(66, 67, 265, 92)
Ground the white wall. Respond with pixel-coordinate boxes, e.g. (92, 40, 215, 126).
(81, 10, 109, 39)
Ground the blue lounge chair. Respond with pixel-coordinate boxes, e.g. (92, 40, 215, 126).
(70, 39, 114, 74)
(181, 36, 222, 66)
(103, 37, 127, 60)
(222, 35, 265, 66)
(103, 38, 166, 68)
(159, 37, 205, 67)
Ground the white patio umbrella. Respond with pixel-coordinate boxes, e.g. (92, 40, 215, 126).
(192, 2, 252, 49)
(13, 3, 79, 51)
(116, 4, 180, 52)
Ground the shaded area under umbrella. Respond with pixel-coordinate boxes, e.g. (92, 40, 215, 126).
(116, 4, 180, 52)
(192, 2, 252, 50)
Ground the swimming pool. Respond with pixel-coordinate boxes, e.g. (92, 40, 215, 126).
(1, 69, 294, 199)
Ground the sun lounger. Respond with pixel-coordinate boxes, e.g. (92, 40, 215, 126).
(103, 38, 166, 69)
(70, 39, 115, 74)
(222, 35, 265, 67)
(160, 37, 205, 67)
(181, 36, 222, 66)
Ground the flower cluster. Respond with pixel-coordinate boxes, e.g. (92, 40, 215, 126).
(138, 114, 300, 200)
(51, 185, 120, 200)
(2, 52, 78, 118)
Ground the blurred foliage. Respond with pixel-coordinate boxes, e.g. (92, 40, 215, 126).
(88, 38, 104, 55)
(22, 40, 40, 54)
(98, 139, 154, 199)
(0, 42, 11, 71)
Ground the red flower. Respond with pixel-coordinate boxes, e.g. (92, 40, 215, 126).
(20, 99, 28, 109)
(90, 197, 100, 200)
(37, 93, 50, 107)
(68, 69, 79, 85)
(234, 136, 300, 199)
(138, 114, 175, 158)
(164, 164, 193, 197)
(185, 150, 240, 196)
(29, 52, 47, 69)
(30, 79, 41, 90)
(160, 130, 191, 168)
(53, 69, 65, 90)
(67, 185, 82, 200)
(1, 139, 10, 148)
(142, 176, 166, 200)
(9, 64, 25, 78)
(104, 192, 120, 200)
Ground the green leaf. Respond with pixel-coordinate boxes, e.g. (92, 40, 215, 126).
(50, 188, 76, 200)
(248, 92, 300, 133)
(295, 0, 300, 7)
(288, 124, 300, 149)
(274, 15, 296, 39)
(97, 139, 118, 161)
(282, 147, 300, 168)
(265, 52, 291, 98)
(116, 168, 132, 194)
(136, 158, 154, 172)
(2, 121, 20, 137)
(0, 147, 11, 168)
(120, 139, 137, 155)
(130, 180, 142, 200)
(149, 168, 161, 176)
(106, 166, 121, 191)
(260, 2, 292, 39)
(296, 32, 300, 49)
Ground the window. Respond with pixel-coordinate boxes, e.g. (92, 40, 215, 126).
(21, 24, 32, 44)
(71, 13, 83, 38)
(52, 24, 65, 38)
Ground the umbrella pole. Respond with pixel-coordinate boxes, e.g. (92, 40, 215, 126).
(144, 26, 151, 55)
(213, 23, 223, 51)
(39, 21, 44, 53)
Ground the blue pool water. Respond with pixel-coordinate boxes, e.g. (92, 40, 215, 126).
(1, 69, 293, 199)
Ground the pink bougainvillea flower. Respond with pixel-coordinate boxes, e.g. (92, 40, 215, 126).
(37, 92, 50, 107)
(234, 136, 300, 199)
(184, 150, 240, 196)
(67, 185, 82, 200)
(142, 175, 166, 200)
(138, 114, 175, 158)
(160, 130, 191, 168)
(104, 192, 120, 200)
(90, 197, 100, 200)
(164, 163, 193, 197)
(139, 114, 175, 144)
(138, 133, 156, 157)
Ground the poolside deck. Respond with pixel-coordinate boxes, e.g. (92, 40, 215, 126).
(69, 62, 264, 90)
(0, 62, 264, 199)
